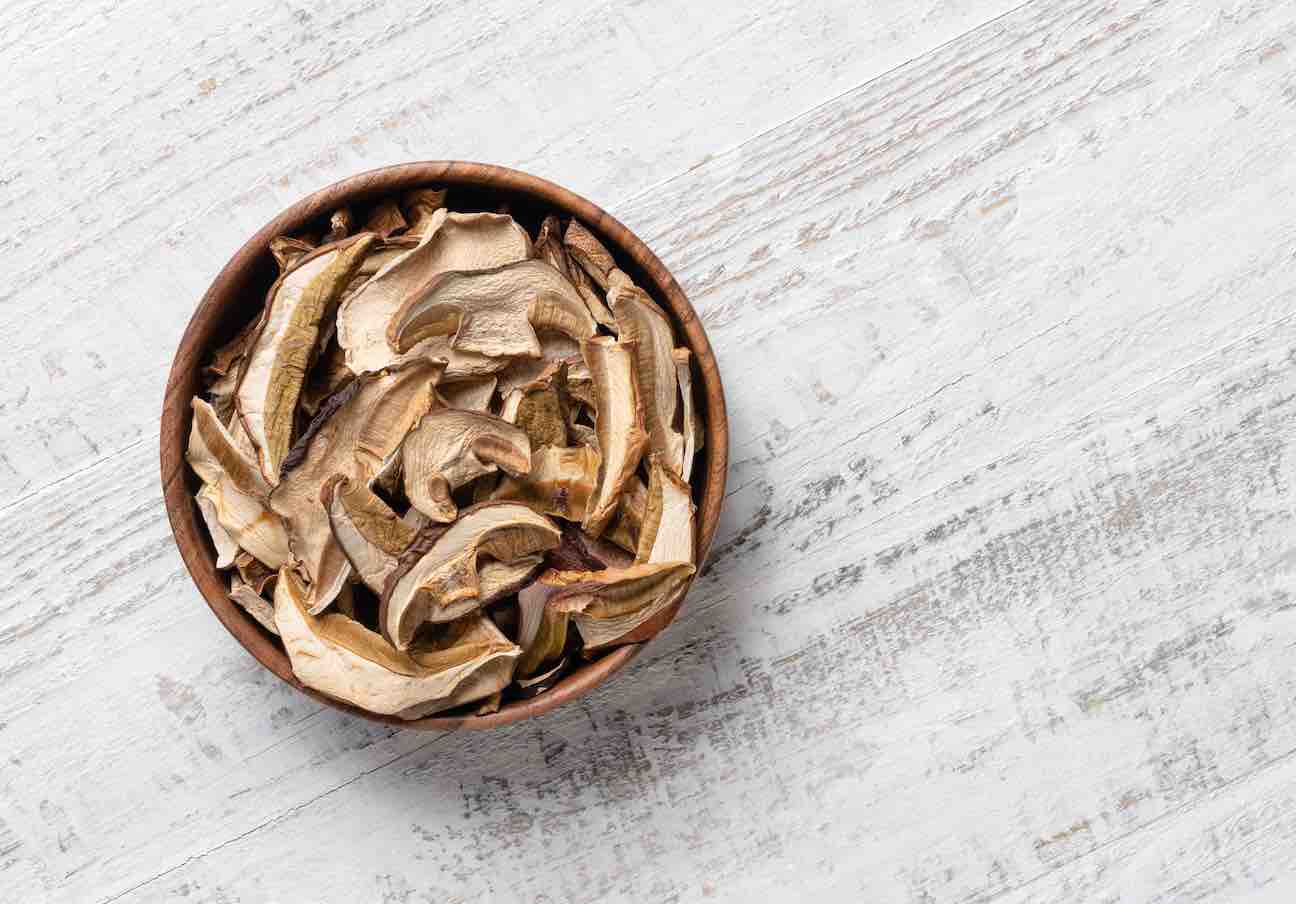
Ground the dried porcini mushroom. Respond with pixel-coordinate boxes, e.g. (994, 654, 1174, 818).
(236, 235, 378, 483)
(607, 269, 685, 476)
(580, 337, 647, 536)
(274, 568, 520, 718)
(400, 409, 532, 523)
(189, 189, 704, 717)
(388, 259, 597, 359)
(380, 502, 560, 649)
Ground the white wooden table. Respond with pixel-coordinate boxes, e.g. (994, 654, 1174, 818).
(5, 1, 1296, 901)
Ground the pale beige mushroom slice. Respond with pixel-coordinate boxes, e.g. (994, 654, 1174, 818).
(634, 456, 696, 565)
(380, 503, 561, 650)
(534, 215, 571, 278)
(673, 347, 703, 482)
(401, 409, 532, 523)
(235, 551, 277, 596)
(492, 444, 599, 522)
(323, 474, 418, 594)
(196, 485, 239, 568)
(401, 187, 448, 236)
(498, 362, 570, 450)
(544, 561, 695, 651)
(229, 576, 279, 636)
(494, 332, 582, 398)
(438, 376, 497, 412)
(274, 568, 520, 718)
(271, 360, 440, 613)
(580, 337, 647, 536)
(564, 220, 616, 290)
(569, 257, 618, 332)
(337, 209, 532, 374)
(515, 573, 571, 678)
(389, 259, 596, 360)
(363, 198, 408, 237)
(188, 398, 291, 569)
(236, 235, 378, 482)
(607, 270, 685, 476)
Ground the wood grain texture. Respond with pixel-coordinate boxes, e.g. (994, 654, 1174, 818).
(5, 0, 1296, 901)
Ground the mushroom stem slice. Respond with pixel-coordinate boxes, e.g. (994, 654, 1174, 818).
(229, 576, 279, 636)
(673, 347, 703, 482)
(401, 409, 532, 523)
(547, 561, 696, 650)
(580, 337, 647, 536)
(236, 235, 379, 483)
(634, 456, 696, 565)
(388, 259, 597, 359)
(491, 445, 599, 522)
(380, 503, 561, 650)
(274, 568, 520, 718)
(607, 270, 685, 476)
(563, 220, 616, 290)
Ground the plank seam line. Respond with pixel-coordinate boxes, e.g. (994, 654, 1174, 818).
(95, 732, 455, 904)
(0, 437, 147, 519)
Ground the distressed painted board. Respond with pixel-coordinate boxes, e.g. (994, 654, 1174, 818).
(4, 0, 1296, 902)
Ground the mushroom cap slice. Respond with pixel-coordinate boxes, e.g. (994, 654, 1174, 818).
(274, 568, 520, 718)
(401, 409, 532, 523)
(236, 235, 378, 483)
(187, 398, 291, 569)
(673, 347, 703, 482)
(635, 456, 696, 565)
(388, 259, 597, 359)
(604, 474, 648, 555)
(492, 444, 599, 522)
(229, 576, 279, 636)
(270, 360, 440, 613)
(381, 503, 561, 650)
(323, 475, 417, 594)
(494, 332, 582, 398)
(607, 270, 685, 476)
(337, 209, 532, 374)
(516, 574, 571, 678)
(580, 337, 647, 536)
(563, 220, 616, 290)
(546, 561, 695, 650)
(269, 236, 316, 274)
(439, 376, 497, 412)
(196, 485, 240, 569)
(363, 198, 408, 237)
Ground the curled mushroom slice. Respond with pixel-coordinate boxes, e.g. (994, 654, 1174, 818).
(323, 475, 417, 593)
(274, 568, 520, 718)
(401, 409, 532, 523)
(563, 220, 616, 290)
(235, 551, 277, 596)
(516, 657, 568, 697)
(337, 209, 532, 374)
(380, 503, 561, 650)
(516, 574, 570, 678)
(547, 561, 695, 651)
(401, 187, 448, 236)
(478, 555, 545, 601)
(229, 576, 279, 636)
(607, 270, 685, 476)
(236, 235, 378, 483)
(439, 376, 496, 412)
(604, 474, 648, 555)
(271, 360, 440, 613)
(534, 215, 570, 278)
(634, 456, 696, 565)
(269, 236, 316, 274)
(389, 259, 597, 360)
(492, 445, 599, 522)
(673, 347, 703, 482)
(494, 332, 582, 398)
(188, 398, 291, 569)
(196, 485, 239, 568)
(580, 337, 647, 536)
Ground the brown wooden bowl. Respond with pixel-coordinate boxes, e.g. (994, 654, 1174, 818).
(159, 161, 728, 730)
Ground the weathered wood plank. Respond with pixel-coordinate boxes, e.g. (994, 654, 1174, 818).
(4, 0, 1296, 901)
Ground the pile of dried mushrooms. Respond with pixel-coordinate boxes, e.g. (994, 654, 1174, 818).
(189, 189, 702, 719)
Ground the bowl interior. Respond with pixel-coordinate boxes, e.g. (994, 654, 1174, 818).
(161, 162, 727, 730)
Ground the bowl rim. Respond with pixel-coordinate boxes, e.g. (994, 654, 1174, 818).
(159, 161, 729, 730)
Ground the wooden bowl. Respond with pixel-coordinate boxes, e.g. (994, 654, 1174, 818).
(159, 162, 728, 730)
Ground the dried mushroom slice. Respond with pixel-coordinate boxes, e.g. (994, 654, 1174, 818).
(534, 215, 570, 278)
(563, 220, 616, 290)
(477, 555, 545, 601)
(516, 573, 570, 678)
(380, 503, 561, 650)
(401, 409, 532, 523)
(605, 475, 648, 554)
(323, 475, 418, 594)
(363, 198, 408, 237)
(337, 209, 532, 374)
(236, 235, 378, 482)
(389, 259, 596, 360)
(494, 332, 582, 398)
(274, 568, 520, 718)
(235, 551, 277, 596)
(401, 187, 448, 236)
(439, 376, 497, 412)
(634, 456, 696, 565)
(324, 207, 355, 244)
(204, 316, 260, 385)
(298, 334, 354, 418)
(492, 444, 599, 522)
(673, 347, 702, 482)
(547, 561, 695, 651)
(499, 363, 570, 449)
(271, 360, 440, 613)
(196, 485, 239, 568)
(607, 270, 685, 476)
(580, 337, 647, 536)
(269, 236, 317, 274)
(188, 399, 292, 569)
(229, 576, 279, 636)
